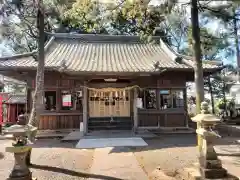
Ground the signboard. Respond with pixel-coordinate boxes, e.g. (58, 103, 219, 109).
(62, 94, 72, 107)
(160, 90, 170, 94)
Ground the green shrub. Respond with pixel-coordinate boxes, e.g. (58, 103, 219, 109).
(3, 123, 14, 128)
(216, 99, 226, 110)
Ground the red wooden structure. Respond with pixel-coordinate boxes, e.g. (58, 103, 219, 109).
(0, 93, 26, 124)
(0, 95, 2, 130)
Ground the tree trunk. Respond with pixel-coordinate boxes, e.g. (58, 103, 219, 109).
(191, 0, 204, 113)
(233, 11, 240, 82)
(208, 76, 215, 114)
(222, 68, 227, 114)
(26, 0, 45, 165)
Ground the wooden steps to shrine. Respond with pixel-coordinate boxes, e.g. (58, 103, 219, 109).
(88, 117, 133, 131)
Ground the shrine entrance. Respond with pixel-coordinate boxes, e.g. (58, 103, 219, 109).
(88, 89, 131, 118)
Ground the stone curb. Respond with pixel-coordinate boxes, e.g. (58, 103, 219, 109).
(216, 124, 240, 137)
(215, 145, 240, 157)
(0, 134, 67, 140)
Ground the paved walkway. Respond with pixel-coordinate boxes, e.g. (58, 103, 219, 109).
(89, 147, 148, 180)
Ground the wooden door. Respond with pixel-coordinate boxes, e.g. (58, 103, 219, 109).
(88, 89, 130, 117)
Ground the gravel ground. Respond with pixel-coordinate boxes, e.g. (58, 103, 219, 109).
(0, 139, 94, 180)
(131, 134, 240, 179)
(131, 134, 198, 177)
(1, 134, 239, 180)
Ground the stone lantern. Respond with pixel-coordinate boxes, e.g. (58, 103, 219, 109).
(190, 102, 238, 179)
(229, 82, 240, 109)
(4, 124, 37, 180)
(229, 82, 240, 97)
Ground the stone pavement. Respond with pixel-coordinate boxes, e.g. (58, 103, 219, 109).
(89, 147, 148, 180)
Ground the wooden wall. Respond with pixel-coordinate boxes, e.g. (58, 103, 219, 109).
(39, 113, 83, 130)
(29, 72, 85, 130)
(135, 72, 188, 128)
(26, 71, 189, 130)
(138, 109, 187, 127)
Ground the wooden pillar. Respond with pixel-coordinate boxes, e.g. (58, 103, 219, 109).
(82, 81, 88, 134)
(26, 88, 32, 113)
(56, 89, 61, 112)
(183, 88, 188, 127)
(133, 88, 138, 132)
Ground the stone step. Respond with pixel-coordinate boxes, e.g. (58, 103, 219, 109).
(88, 119, 131, 124)
(88, 122, 132, 128)
(88, 117, 132, 131)
(88, 125, 132, 131)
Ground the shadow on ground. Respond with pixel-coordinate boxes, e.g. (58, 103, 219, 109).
(110, 134, 197, 154)
(30, 164, 124, 180)
(0, 152, 4, 159)
(31, 139, 78, 149)
(32, 133, 237, 153)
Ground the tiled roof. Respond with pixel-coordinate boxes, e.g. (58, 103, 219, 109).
(0, 75, 26, 85)
(0, 33, 222, 73)
(3, 95, 26, 104)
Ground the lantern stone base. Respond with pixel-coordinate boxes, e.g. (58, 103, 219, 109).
(182, 164, 238, 180)
(199, 158, 222, 169)
(198, 156, 227, 178)
(200, 167, 227, 179)
(7, 172, 32, 180)
(6, 146, 34, 180)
